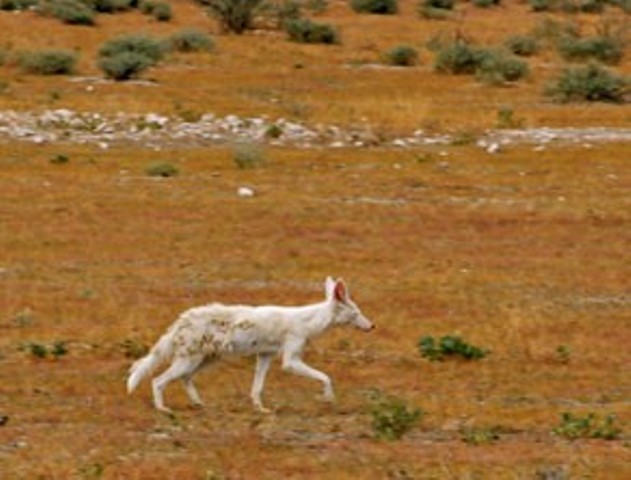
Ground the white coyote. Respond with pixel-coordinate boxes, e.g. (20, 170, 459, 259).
(127, 277, 374, 413)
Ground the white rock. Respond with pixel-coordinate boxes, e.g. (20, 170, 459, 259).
(486, 142, 500, 154)
(237, 186, 255, 198)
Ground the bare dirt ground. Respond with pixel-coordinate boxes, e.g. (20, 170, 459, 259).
(1, 139, 629, 478)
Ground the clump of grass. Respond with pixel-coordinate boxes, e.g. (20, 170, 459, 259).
(384, 45, 419, 66)
(553, 412, 623, 440)
(18, 50, 78, 75)
(50, 153, 70, 164)
(20, 341, 69, 359)
(207, 0, 265, 34)
(233, 142, 265, 169)
(167, 29, 215, 53)
(434, 42, 528, 84)
(433, 41, 479, 74)
(97, 34, 166, 80)
(475, 48, 529, 85)
(284, 18, 339, 44)
(460, 425, 502, 445)
(546, 63, 628, 103)
(0, 0, 37, 10)
(151, 1, 172, 21)
(495, 105, 524, 129)
(504, 35, 540, 57)
(88, 0, 134, 12)
(39, 0, 96, 25)
(119, 338, 149, 359)
(370, 394, 423, 440)
(145, 162, 179, 177)
(557, 35, 624, 65)
(350, 0, 398, 14)
(418, 0, 454, 19)
(418, 334, 489, 361)
(472, 0, 500, 7)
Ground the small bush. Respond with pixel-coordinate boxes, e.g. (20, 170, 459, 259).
(384, 45, 419, 66)
(350, 0, 398, 14)
(371, 394, 423, 440)
(475, 48, 529, 84)
(120, 338, 149, 359)
(88, 0, 134, 12)
(233, 142, 265, 169)
(168, 29, 215, 53)
(207, 0, 265, 34)
(461, 426, 502, 445)
(145, 162, 179, 177)
(418, 334, 489, 361)
(504, 35, 539, 57)
(151, 1, 172, 21)
(98, 34, 165, 80)
(547, 63, 628, 103)
(0, 0, 37, 10)
(422, 0, 454, 9)
(558, 35, 624, 65)
(284, 18, 339, 44)
(19, 50, 78, 75)
(39, 0, 95, 25)
(553, 412, 622, 440)
(434, 42, 478, 74)
(473, 0, 500, 6)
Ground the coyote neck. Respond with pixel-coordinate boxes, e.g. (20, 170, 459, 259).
(291, 301, 335, 338)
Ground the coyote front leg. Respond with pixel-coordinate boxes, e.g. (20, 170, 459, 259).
(282, 347, 334, 402)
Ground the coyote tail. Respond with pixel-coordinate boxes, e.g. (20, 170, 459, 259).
(126, 330, 174, 394)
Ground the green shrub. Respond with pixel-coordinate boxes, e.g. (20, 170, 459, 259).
(553, 412, 622, 440)
(19, 50, 78, 75)
(168, 29, 215, 53)
(207, 0, 266, 34)
(475, 48, 529, 84)
(434, 42, 479, 74)
(145, 162, 179, 177)
(350, 0, 398, 14)
(529, 0, 552, 10)
(39, 0, 95, 25)
(284, 18, 339, 44)
(233, 142, 265, 169)
(385, 45, 419, 66)
(371, 394, 423, 440)
(0, 0, 37, 10)
(504, 35, 539, 57)
(87, 0, 134, 12)
(151, 1, 172, 20)
(461, 426, 502, 445)
(473, 0, 500, 6)
(558, 35, 624, 65)
(139, 0, 155, 13)
(98, 34, 165, 80)
(547, 63, 628, 103)
(418, 334, 489, 361)
(422, 0, 454, 8)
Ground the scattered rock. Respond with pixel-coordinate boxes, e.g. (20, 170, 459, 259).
(237, 186, 255, 198)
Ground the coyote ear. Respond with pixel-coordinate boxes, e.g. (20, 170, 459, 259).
(325, 277, 336, 299)
(333, 278, 348, 303)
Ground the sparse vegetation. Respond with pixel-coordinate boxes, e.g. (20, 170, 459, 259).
(233, 141, 266, 168)
(18, 49, 78, 75)
(284, 18, 339, 44)
(350, 0, 398, 14)
(553, 412, 623, 440)
(384, 45, 419, 66)
(145, 161, 179, 177)
(167, 29, 215, 53)
(207, 0, 266, 34)
(418, 335, 489, 361)
(97, 34, 165, 80)
(38, 0, 96, 25)
(370, 394, 423, 440)
(504, 35, 540, 57)
(547, 63, 628, 103)
(558, 35, 624, 65)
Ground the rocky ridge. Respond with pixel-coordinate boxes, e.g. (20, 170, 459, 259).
(1, 109, 630, 151)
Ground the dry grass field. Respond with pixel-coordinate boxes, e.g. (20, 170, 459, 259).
(0, 1, 630, 479)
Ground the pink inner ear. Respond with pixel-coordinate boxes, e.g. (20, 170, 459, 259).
(334, 281, 347, 302)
